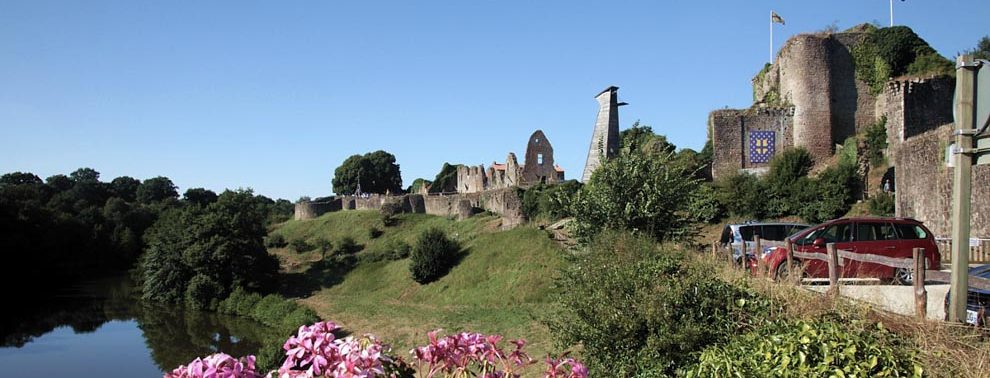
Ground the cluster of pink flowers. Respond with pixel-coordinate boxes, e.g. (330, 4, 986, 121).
(410, 329, 586, 378)
(410, 329, 532, 377)
(166, 322, 587, 378)
(543, 355, 588, 378)
(274, 321, 388, 378)
(165, 352, 261, 378)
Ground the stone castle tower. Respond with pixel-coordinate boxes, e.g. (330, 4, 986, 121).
(582, 86, 625, 182)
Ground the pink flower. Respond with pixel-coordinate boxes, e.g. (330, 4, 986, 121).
(165, 353, 261, 378)
(543, 355, 588, 378)
(276, 321, 391, 378)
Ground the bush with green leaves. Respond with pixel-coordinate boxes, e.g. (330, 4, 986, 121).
(216, 289, 320, 371)
(361, 239, 411, 263)
(380, 202, 403, 227)
(547, 232, 771, 376)
(762, 148, 815, 218)
(336, 236, 359, 255)
(799, 161, 859, 224)
(716, 172, 764, 218)
(687, 184, 725, 224)
(409, 228, 460, 284)
(685, 319, 922, 377)
(869, 192, 896, 216)
(289, 238, 312, 253)
(264, 234, 288, 249)
(520, 180, 582, 221)
(368, 226, 383, 239)
(184, 274, 223, 310)
(571, 151, 699, 242)
(852, 25, 953, 94)
(865, 116, 889, 166)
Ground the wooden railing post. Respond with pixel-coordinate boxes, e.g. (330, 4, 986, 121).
(753, 233, 762, 277)
(786, 239, 795, 283)
(711, 242, 717, 259)
(914, 247, 928, 320)
(740, 239, 747, 269)
(827, 243, 839, 297)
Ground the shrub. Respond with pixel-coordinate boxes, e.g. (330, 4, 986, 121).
(716, 172, 764, 218)
(217, 287, 263, 315)
(289, 238, 312, 253)
(314, 237, 333, 260)
(547, 232, 771, 376)
(336, 236, 359, 255)
(368, 226, 383, 239)
(184, 274, 223, 311)
(409, 228, 460, 284)
(685, 319, 922, 377)
(762, 148, 815, 218)
(799, 161, 859, 223)
(361, 239, 411, 263)
(864, 116, 889, 166)
(869, 191, 896, 216)
(688, 184, 725, 224)
(380, 202, 402, 227)
(264, 234, 288, 249)
(571, 152, 699, 242)
(252, 294, 299, 327)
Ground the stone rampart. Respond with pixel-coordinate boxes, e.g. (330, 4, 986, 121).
(293, 188, 526, 229)
(293, 198, 342, 220)
(894, 125, 990, 238)
(879, 76, 954, 154)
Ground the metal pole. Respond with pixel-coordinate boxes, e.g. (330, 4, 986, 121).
(770, 11, 774, 63)
(889, 0, 894, 27)
(949, 55, 976, 323)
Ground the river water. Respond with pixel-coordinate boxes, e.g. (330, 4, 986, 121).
(0, 276, 270, 378)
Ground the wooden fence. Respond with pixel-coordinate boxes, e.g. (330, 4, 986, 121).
(936, 238, 990, 263)
(713, 239, 990, 321)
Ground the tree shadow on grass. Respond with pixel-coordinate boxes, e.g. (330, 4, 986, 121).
(277, 254, 360, 298)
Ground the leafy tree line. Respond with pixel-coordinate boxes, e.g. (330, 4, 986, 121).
(0, 168, 292, 292)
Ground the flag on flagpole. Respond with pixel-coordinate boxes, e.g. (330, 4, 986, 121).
(771, 11, 785, 25)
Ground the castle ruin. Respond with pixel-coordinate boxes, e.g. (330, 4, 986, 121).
(455, 130, 565, 194)
(709, 27, 990, 237)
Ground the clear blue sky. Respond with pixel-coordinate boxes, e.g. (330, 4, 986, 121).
(2, 1, 987, 200)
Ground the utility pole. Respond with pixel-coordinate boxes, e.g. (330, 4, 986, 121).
(949, 55, 976, 322)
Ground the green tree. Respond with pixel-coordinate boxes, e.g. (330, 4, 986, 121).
(110, 176, 141, 202)
(407, 178, 431, 194)
(332, 150, 403, 195)
(571, 151, 699, 242)
(428, 163, 460, 194)
(183, 188, 218, 207)
(965, 35, 990, 60)
(0, 172, 42, 186)
(619, 121, 676, 156)
(138, 176, 179, 204)
(140, 189, 279, 305)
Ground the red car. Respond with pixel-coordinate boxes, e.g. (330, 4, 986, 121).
(753, 217, 941, 285)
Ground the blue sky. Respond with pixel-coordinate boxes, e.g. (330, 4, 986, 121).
(2, 1, 987, 200)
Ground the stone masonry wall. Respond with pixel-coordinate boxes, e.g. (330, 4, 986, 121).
(895, 125, 990, 238)
(710, 107, 794, 179)
(879, 77, 955, 156)
(521, 130, 559, 186)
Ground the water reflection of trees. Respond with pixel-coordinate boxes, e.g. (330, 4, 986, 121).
(0, 276, 270, 372)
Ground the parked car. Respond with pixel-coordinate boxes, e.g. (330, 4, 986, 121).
(718, 221, 810, 263)
(943, 265, 990, 326)
(755, 217, 941, 285)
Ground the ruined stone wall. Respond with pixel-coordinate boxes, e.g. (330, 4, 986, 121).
(895, 125, 990, 238)
(295, 190, 526, 229)
(456, 165, 488, 194)
(710, 107, 794, 179)
(521, 130, 559, 186)
(879, 77, 955, 156)
(293, 198, 342, 220)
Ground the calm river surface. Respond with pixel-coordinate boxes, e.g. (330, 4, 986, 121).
(0, 276, 269, 378)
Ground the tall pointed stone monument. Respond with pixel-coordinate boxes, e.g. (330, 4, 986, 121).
(581, 86, 625, 182)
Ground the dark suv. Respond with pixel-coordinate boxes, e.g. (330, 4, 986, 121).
(758, 217, 940, 284)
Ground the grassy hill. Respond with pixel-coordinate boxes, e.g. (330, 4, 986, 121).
(268, 210, 568, 358)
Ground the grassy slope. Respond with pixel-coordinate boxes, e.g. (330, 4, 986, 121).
(269, 211, 567, 357)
